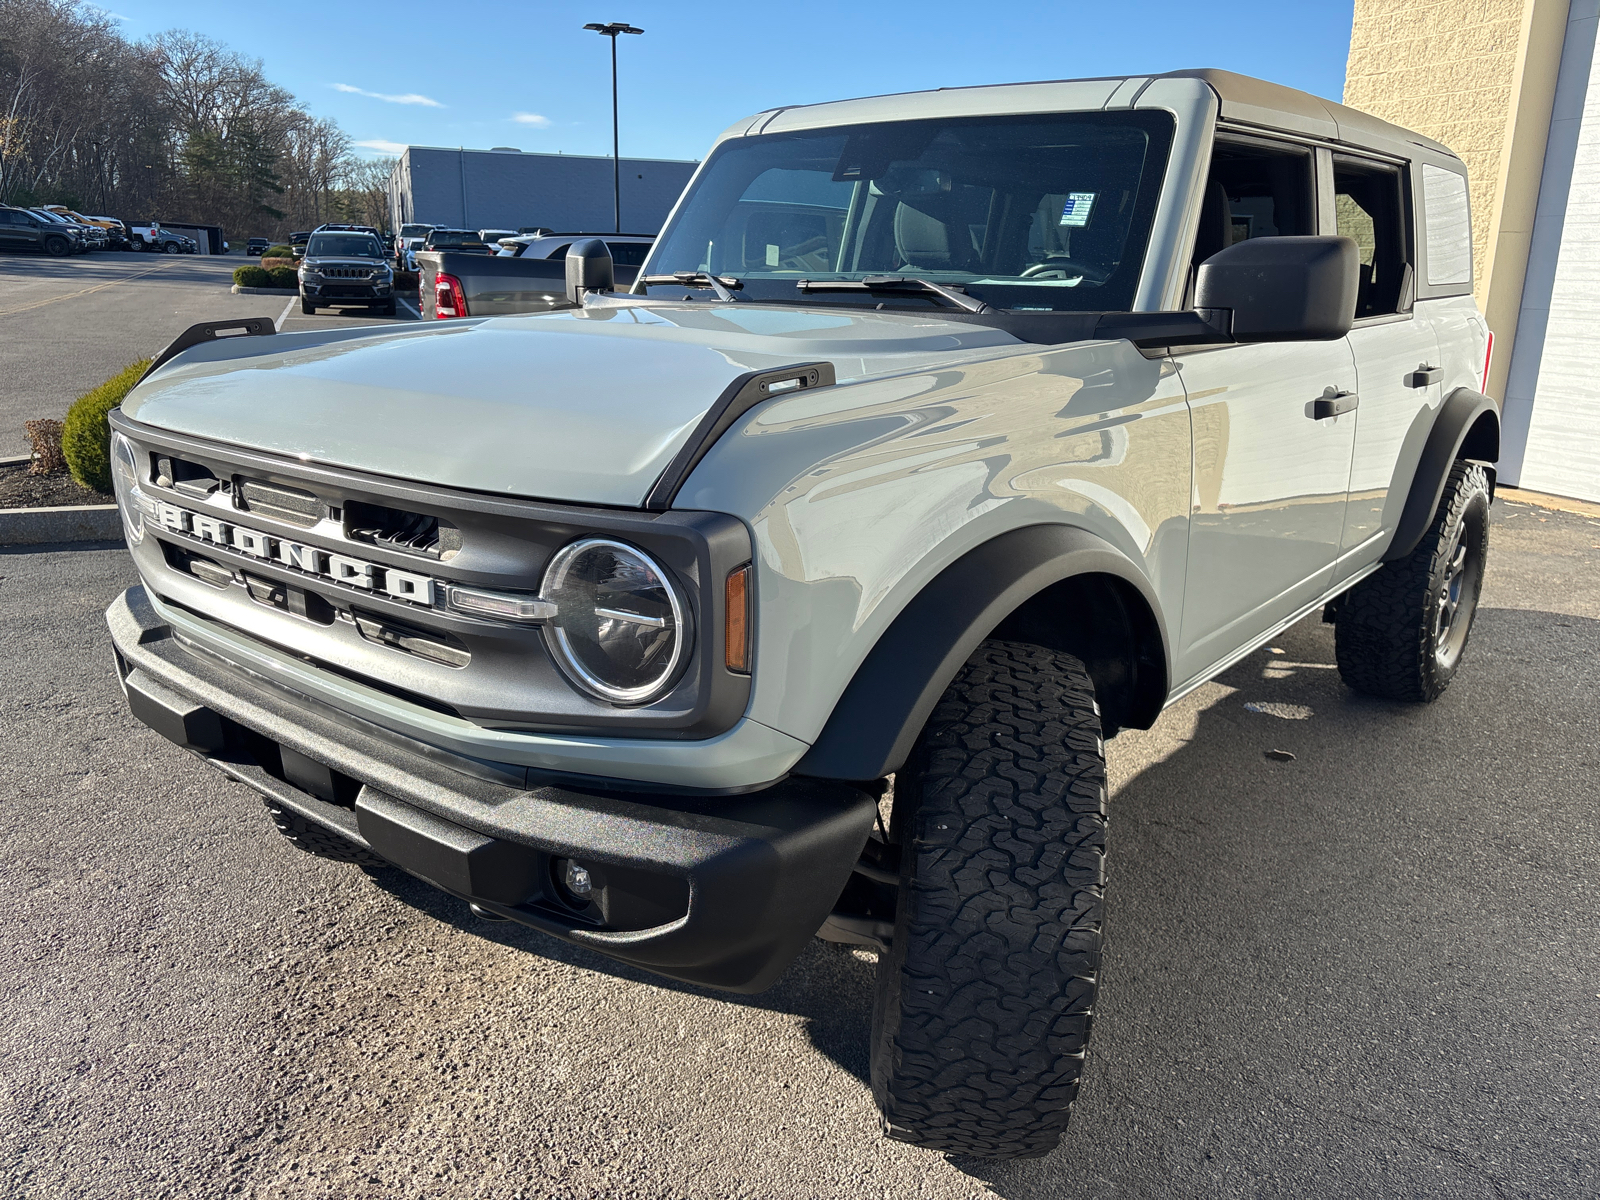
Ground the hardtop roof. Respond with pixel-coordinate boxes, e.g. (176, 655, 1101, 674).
(730, 68, 1458, 163)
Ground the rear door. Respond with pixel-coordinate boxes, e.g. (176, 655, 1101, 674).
(1173, 134, 1358, 687)
(1323, 149, 1442, 581)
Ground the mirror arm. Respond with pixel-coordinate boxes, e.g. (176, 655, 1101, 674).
(1094, 310, 1233, 349)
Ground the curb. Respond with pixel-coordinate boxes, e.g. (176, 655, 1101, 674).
(231, 285, 298, 295)
(1, 454, 121, 545)
(0, 503, 122, 546)
(1498, 487, 1600, 519)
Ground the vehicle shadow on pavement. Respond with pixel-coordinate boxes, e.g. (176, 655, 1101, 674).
(951, 605, 1600, 1197)
(359, 864, 882, 1082)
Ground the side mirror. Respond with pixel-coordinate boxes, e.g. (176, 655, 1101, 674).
(565, 238, 614, 305)
(1195, 235, 1357, 342)
(291, 245, 303, 258)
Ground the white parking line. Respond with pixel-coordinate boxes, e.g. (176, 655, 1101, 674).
(397, 296, 421, 321)
(274, 295, 296, 330)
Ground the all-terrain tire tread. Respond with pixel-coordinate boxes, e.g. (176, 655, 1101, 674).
(873, 640, 1106, 1159)
(1335, 460, 1489, 702)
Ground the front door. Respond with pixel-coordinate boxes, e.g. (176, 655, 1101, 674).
(1174, 341, 1359, 685)
(1170, 133, 1359, 687)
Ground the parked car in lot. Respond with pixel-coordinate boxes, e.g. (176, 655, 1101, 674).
(477, 228, 517, 247)
(128, 221, 192, 254)
(395, 223, 433, 269)
(45, 206, 120, 247)
(104, 68, 1499, 1163)
(28, 208, 93, 251)
(405, 227, 494, 275)
(417, 232, 652, 318)
(289, 230, 311, 247)
(0, 204, 81, 255)
(415, 244, 646, 318)
(246, 238, 271, 257)
(296, 229, 396, 316)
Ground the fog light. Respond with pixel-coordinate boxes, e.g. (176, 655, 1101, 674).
(563, 860, 592, 897)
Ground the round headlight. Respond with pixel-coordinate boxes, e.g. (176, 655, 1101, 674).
(540, 538, 689, 705)
(110, 430, 148, 545)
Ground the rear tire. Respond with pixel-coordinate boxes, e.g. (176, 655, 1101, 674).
(872, 639, 1107, 1159)
(263, 800, 385, 867)
(1335, 459, 1491, 702)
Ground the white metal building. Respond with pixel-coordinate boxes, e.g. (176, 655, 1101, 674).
(1503, 0, 1600, 501)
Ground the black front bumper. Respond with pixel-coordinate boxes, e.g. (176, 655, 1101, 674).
(108, 586, 874, 992)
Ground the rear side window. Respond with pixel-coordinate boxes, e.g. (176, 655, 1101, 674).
(1334, 158, 1409, 317)
(1421, 164, 1472, 287)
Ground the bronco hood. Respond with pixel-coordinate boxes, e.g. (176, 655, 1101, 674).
(122, 303, 1027, 507)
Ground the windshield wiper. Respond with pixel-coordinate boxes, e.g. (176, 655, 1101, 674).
(639, 271, 743, 302)
(795, 275, 990, 313)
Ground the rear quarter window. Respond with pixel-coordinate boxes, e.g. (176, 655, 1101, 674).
(1421, 164, 1472, 287)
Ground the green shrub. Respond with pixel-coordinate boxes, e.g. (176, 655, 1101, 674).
(268, 265, 298, 289)
(62, 359, 151, 493)
(265, 244, 294, 259)
(233, 264, 270, 288)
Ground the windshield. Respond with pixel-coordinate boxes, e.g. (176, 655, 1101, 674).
(425, 231, 483, 248)
(399, 224, 431, 238)
(647, 111, 1173, 312)
(306, 234, 382, 258)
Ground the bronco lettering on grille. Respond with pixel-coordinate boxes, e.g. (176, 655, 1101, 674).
(152, 500, 437, 606)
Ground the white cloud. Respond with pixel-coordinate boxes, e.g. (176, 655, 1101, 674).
(354, 139, 409, 155)
(512, 112, 552, 128)
(332, 84, 444, 108)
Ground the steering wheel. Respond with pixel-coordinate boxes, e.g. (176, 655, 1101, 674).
(1020, 257, 1110, 284)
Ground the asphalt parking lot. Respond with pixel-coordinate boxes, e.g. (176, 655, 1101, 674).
(0, 251, 417, 456)
(2, 498, 1596, 1199)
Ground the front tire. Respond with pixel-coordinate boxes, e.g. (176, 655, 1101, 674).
(44, 236, 70, 257)
(1335, 459, 1491, 701)
(872, 640, 1106, 1159)
(301, 298, 317, 315)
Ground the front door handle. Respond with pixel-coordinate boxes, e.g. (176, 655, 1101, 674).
(1404, 364, 1442, 388)
(1312, 388, 1358, 420)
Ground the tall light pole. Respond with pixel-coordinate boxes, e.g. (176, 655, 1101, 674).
(583, 21, 643, 234)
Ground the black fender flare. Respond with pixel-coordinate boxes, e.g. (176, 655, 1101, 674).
(793, 524, 1170, 783)
(1384, 388, 1500, 562)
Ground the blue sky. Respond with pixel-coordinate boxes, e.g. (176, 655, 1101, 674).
(99, 0, 1357, 162)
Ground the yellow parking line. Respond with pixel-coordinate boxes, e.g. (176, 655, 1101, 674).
(0, 260, 182, 318)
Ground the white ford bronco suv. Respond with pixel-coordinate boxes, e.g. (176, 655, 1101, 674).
(106, 69, 1497, 1158)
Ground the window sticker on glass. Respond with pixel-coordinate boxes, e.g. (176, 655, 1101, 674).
(1060, 193, 1097, 227)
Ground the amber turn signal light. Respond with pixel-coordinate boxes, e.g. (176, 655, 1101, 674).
(725, 564, 751, 673)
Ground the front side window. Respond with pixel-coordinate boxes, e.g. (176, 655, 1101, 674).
(647, 111, 1174, 312)
(306, 234, 382, 258)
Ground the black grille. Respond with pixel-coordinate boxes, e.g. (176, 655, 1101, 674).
(345, 499, 460, 559)
(237, 478, 323, 527)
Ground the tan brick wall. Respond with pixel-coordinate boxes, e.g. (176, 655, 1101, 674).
(1344, 0, 1526, 293)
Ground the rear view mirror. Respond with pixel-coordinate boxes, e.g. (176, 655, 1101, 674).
(565, 238, 615, 305)
(1195, 235, 1358, 342)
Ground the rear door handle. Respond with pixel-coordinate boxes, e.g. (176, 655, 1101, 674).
(1404, 364, 1442, 388)
(1312, 388, 1358, 419)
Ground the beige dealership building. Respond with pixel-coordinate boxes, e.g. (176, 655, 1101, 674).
(1345, 0, 1599, 501)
